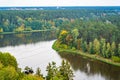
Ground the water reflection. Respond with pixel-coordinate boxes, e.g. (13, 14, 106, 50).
(58, 52, 120, 80)
(0, 31, 56, 47)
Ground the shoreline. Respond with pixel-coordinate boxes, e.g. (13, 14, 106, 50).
(0, 29, 55, 35)
(52, 40, 120, 67)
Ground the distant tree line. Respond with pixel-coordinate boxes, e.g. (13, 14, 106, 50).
(0, 9, 119, 32)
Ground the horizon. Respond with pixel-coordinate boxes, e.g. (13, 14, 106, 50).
(0, 0, 120, 7)
(0, 6, 120, 10)
(0, 6, 120, 7)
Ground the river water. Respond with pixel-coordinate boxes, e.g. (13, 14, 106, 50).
(0, 32, 120, 80)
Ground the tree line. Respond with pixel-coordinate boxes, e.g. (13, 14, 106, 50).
(55, 11, 120, 62)
(0, 9, 119, 32)
(56, 28, 120, 62)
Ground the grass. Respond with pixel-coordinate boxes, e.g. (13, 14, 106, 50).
(52, 40, 120, 67)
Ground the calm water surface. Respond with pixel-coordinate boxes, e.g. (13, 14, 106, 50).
(0, 32, 120, 80)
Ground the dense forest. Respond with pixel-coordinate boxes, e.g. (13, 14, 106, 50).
(0, 7, 120, 79)
(52, 9, 120, 63)
(0, 9, 120, 33)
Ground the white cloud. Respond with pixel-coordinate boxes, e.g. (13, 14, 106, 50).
(0, 0, 120, 7)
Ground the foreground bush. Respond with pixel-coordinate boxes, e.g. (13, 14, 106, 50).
(0, 52, 73, 80)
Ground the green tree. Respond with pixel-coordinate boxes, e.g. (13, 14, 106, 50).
(46, 62, 58, 80)
(111, 42, 116, 56)
(35, 67, 43, 78)
(93, 38, 100, 54)
(88, 42, 94, 54)
(71, 28, 79, 41)
(0, 66, 19, 80)
(100, 38, 105, 56)
(102, 42, 106, 58)
(0, 28, 3, 32)
(46, 60, 73, 80)
(14, 24, 25, 32)
(3, 19, 10, 32)
(81, 41, 87, 52)
(59, 60, 74, 80)
(100, 39, 106, 57)
(105, 43, 111, 58)
(0, 52, 18, 70)
(118, 44, 120, 57)
(65, 34, 73, 47)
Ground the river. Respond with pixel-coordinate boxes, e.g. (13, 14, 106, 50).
(0, 32, 120, 80)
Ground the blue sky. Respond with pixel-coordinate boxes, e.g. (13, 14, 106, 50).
(0, 0, 120, 7)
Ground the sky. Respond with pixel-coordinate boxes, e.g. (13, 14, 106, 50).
(0, 0, 120, 7)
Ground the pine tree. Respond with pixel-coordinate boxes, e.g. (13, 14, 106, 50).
(82, 41, 87, 52)
(59, 60, 74, 80)
(88, 42, 94, 54)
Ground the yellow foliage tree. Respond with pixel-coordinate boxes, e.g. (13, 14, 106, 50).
(0, 28, 3, 32)
(14, 24, 25, 32)
(59, 30, 68, 44)
(60, 30, 68, 35)
(93, 38, 100, 54)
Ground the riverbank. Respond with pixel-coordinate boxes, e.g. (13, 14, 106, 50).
(52, 40, 120, 67)
(0, 29, 55, 35)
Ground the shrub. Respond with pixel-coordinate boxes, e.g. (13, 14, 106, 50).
(112, 56, 120, 62)
(59, 44, 68, 49)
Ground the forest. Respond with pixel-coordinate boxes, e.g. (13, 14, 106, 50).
(52, 9, 120, 63)
(0, 8, 120, 80)
(0, 9, 120, 33)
